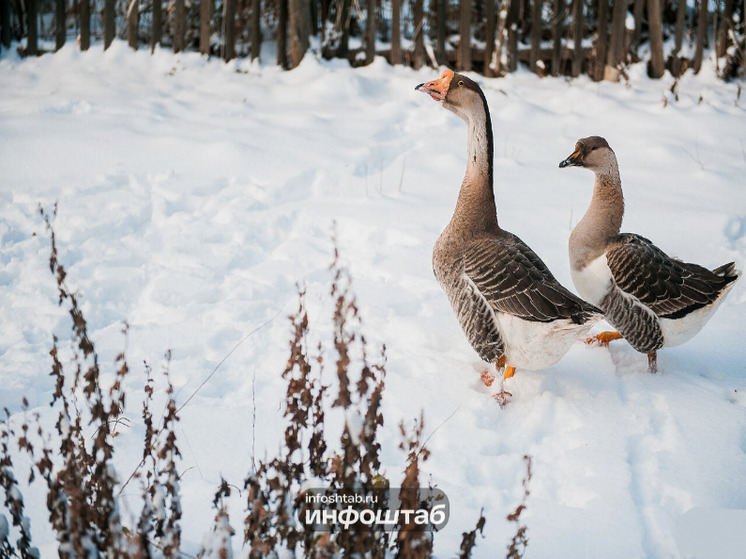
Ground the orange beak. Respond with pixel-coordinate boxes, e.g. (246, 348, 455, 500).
(415, 69, 454, 102)
(559, 143, 584, 168)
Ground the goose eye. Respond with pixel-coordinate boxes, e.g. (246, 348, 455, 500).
(458, 80, 464, 86)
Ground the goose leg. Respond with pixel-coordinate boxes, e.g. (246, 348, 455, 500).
(585, 331, 623, 346)
(647, 351, 658, 373)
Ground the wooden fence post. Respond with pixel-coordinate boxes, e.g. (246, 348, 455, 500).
(606, 0, 627, 79)
(365, 0, 376, 64)
(80, 0, 90, 50)
(551, 0, 564, 76)
(250, 0, 261, 61)
(459, 0, 472, 71)
(277, 0, 287, 66)
(225, 0, 237, 61)
(174, 0, 186, 53)
(413, 0, 425, 69)
(647, 0, 665, 77)
(530, 0, 542, 74)
(435, 0, 447, 65)
(391, 0, 402, 64)
(592, 0, 609, 80)
(484, 0, 496, 76)
(0, 0, 10, 49)
(506, 0, 520, 72)
(104, 0, 115, 50)
(571, 0, 583, 76)
(127, 0, 138, 49)
(200, 0, 213, 56)
(152, 0, 163, 51)
(27, 0, 38, 54)
(693, 0, 708, 73)
(55, 0, 65, 50)
(717, 0, 735, 57)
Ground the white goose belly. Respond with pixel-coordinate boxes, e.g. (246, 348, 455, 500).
(496, 312, 595, 370)
(570, 254, 614, 307)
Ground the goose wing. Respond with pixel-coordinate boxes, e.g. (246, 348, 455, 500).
(606, 233, 734, 319)
(463, 234, 599, 324)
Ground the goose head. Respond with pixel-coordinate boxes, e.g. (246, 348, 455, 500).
(559, 136, 617, 174)
(415, 69, 486, 123)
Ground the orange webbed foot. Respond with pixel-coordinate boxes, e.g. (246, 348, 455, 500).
(480, 369, 496, 387)
(584, 331, 623, 347)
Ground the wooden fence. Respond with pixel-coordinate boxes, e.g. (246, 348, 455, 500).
(1, 0, 744, 80)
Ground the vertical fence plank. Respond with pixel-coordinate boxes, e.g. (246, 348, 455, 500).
(174, 0, 186, 53)
(55, 0, 65, 50)
(27, 0, 38, 54)
(200, 0, 213, 55)
(647, 0, 665, 77)
(127, 0, 138, 49)
(606, 0, 626, 78)
(551, 0, 564, 76)
(459, 0, 472, 71)
(436, 0, 447, 65)
(412, 0, 424, 69)
(276, 0, 287, 65)
(365, 0, 376, 64)
(0, 0, 11, 49)
(104, 0, 115, 50)
(506, 0, 520, 71)
(152, 0, 163, 51)
(251, 0, 261, 60)
(484, 0, 496, 76)
(571, 0, 583, 76)
(391, 0, 402, 64)
(530, 0, 542, 73)
(593, 0, 609, 80)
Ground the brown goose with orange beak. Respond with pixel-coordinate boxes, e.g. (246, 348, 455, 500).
(560, 135, 741, 372)
(416, 70, 601, 404)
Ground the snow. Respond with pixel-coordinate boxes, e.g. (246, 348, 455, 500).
(1, 41, 745, 557)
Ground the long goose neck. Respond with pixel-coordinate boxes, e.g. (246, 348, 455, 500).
(450, 92, 498, 233)
(570, 162, 624, 268)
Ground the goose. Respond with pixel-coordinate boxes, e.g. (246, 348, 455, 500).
(415, 70, 601, 404)
(559, 136, 741, 372)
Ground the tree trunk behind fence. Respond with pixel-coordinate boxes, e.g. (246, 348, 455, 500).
(647, 0, 665, 78)
(225, 0, 237, 61)
(391, 0, 402, 64)
(127, 0, 138, 49)
(412, 0, 425, 69)
(593, 0, 609, 80)
(104, 0, 115, 50)
(459, 0, 472, 71)
(200, 0, 213, 55)
(55, 0, 65, 50)
(152, 0, 163, 51)
(27, 0, 38, 54)
(436, 0, 446, 65)
(693, 0, 708, 72)
(484, 0, 496, 76)
(251, 0, 261, 61)
(551, 0, 564, 76)
(365, 0, 375, 64)
(0, 0, 11, 48)
(571, 0, 583, 76)
(174, 0, 186, 53)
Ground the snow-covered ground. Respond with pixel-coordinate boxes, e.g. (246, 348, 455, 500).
(1, 42, 745, 557)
